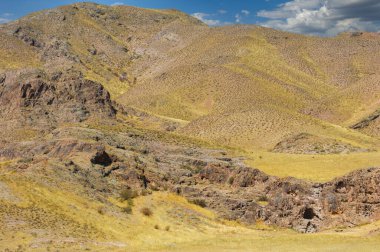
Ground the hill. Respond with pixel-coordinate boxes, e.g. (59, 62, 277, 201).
(0, 3, 380, 251)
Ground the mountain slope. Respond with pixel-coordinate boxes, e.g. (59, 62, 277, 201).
(116, 20, 380, 152)
(1, 3, 380, 250)
(1, 2, 378, 153)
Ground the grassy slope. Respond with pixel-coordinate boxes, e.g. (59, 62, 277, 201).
(2, 3, 378, 181)
(1, 5, 380, 250)
(246, 151, 380, 182)
(0, 32, 41, 70)
(118, 25, 380, 182)
(1, 170, 380, 252)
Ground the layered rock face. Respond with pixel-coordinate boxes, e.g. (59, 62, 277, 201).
(173, 162, 380, 233)
(0, 70, 115, 125)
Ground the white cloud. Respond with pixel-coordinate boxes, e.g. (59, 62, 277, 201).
(0, 18, 10, 24)
(192, 12, 229, 26)
(235, 10, 250, 23)
(111, 2, 124, 6)
(218, 9, 227, 14)
(241, 10, 250, 16)
(257, 0, 380, 36)
(2, 13, 13, 17)
(235, 14, 242, 23)
(0, 13, 13, 24)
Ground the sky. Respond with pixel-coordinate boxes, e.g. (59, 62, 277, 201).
(1, 0, 380, 36)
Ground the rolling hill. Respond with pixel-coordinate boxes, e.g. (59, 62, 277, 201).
(1, 3, 380, 251)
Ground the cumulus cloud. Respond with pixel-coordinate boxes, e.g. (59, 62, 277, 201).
(111, 2, 124, 6)
(192, 12, 230, 26)
(235, 10, 251, 23)
(257, 0, 380, 36)
(241, 10, 250, 16)
(0, 18, 10, 24)
(0, 13, 13, 24)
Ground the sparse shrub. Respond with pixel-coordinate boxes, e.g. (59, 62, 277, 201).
(258, 195, 268, 202)
(190, 198, 207, 208)
(165, 226, 170, 231)
(228, 176, 235, 185)
(351, 31, 363, 37)
(154, 224, 160, 230)
(127, 198, 134, 207)
(141, 189, 151, 196)
(18, 157, 33, 163)
(150, 184, 159, 191)
(141, 207, 153, 216)
(122, 206, 132, 214)
(120, 189, 137, 201)
(141, 148, 149, 155)
(97, 206, 105, 215)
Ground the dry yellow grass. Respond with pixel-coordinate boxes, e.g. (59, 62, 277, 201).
(2, 3, 378, 181)
(246, 151, 380, 182)
(0, 33, 41, 70)
(117, 25, 380, 156)
(1, 171, 380, 252)
(114, 25, 380, 183)
(1, 5, 380, 250)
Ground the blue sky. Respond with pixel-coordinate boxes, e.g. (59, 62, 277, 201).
(0, 0, 284, 25)
(1, 0, 380, 36)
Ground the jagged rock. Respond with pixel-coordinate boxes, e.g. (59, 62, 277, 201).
(0, 69, 116, 125)
(91, 146, 113, 166)
(103, 162, 126, 177)
(273, 133, 371, 154)
(0, 73, 5, 84)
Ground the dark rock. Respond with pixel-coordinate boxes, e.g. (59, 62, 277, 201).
(0, 74, 5, 84)
(91, 146, 113, 166)
(351, 109, 380, 130)
(88, 48, 97, 55)
(103, 162, 125, 177)
(0, 70, 116, 125)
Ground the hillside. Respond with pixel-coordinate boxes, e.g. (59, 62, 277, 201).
(0, 3, 380, 251)
(2, 1, 377, 180)
(118, 22, 380, 152)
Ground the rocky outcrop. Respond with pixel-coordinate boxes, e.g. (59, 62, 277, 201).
(272, 133, 371, 154)
(351, 109, 380, 137)
(175, 163, 380, 233)
(3, 126, 379, 233)
(90, 146, 113, 166)
(0, 69, 116, 125)
(351, 110, 380, 130)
